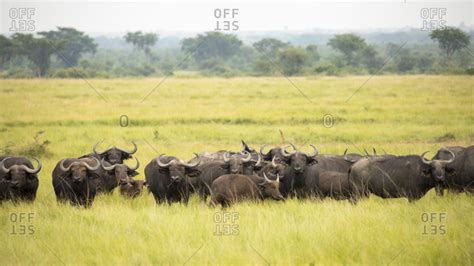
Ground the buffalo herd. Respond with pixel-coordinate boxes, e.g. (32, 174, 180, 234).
(0, 141, 473, 208)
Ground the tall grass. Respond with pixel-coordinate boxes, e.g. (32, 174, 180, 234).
(0, 76, 472, 265)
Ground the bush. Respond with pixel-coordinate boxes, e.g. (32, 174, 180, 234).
(51, 67, 109, 78)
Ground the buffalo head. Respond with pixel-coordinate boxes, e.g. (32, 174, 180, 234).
(258, 173, 284, 200)
(223, 151, 262, 174)
(93, 141, 138, 164)
(101, 157, 140, 187)
(59, 158, 101, 183)
(281, 144, 318, 173)
(421, 149, 455, 182)
(0, 157, 42, 189)
(259, 156, 287, 181)
(156, 154, 201, 183)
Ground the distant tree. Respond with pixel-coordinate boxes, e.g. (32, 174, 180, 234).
(181, 32, 242, 68)
(278, 47, 309, 76)
(430, 27, 470, 64)
(38, 27, 97, 67)
(361, 45, 383, 72)
(305, 44, 320, 62)
(0, 35, 16, 69)
(328, 34, 366, 66)
(124, 31, 158, 55)
(11, 33, 62, 77)
(395, 49, 416, 73)
(415, 52, 435, 72)
(253, 38, 289, 57)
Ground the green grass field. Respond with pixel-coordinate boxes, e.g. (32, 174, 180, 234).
(0, 76, 473, 265)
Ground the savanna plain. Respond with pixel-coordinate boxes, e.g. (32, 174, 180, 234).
(0, 75, 472, 265)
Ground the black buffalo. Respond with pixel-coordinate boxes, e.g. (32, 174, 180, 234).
(195, 151, 262, 200)
(94, 158, 140, 194)
(209, 173, 284, 207)
(81, 141, 138, 165)
(276, 145, 318, 197)
(52, 157, 101, 207)
(145, 154, 200, 205)
(348, 153, 449, 203)
(432, 146, 472, 195)
(0, 156, 41, 203)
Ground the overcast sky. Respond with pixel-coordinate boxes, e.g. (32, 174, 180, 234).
(1, 1, 472, 35)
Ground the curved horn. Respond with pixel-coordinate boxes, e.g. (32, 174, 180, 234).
(307, 144, 318, 157)
(420, 151, 431, 165)
(271, 156, 277, 168)
(83, 157, 101, 171)
(118, 141, 138, 155)
(101, 158, 116, 171)
(263, 172, 271, 183)
(59, 159, 74, 172)
(156, 154, 175, 168)
(223, 152, 230, 163)
(260, 145, 270, 157)
(23, 157, 42, 174)
(0, 157, 11, 173)
(254, 153, 262, 167)
(93, 141, 107, 155)
(276, 173, 280, 183)
(343, 148, 348, 156)
(241, 151, 252, 162)
(344, 153, 358, 163)
(281, 145, 295, 157)
(180, 154, 200, 168)
(289, 143, 297, 151)
(440, 148, 455, 164)
(129, 157, 140, 171)
(364, 148, 370, 156)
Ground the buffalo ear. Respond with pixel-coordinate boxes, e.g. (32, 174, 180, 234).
(122, 152, 132, 160)
(186, 168, 201, 177)
(308, 157, 318, 164)
(128, 169, 139, 177)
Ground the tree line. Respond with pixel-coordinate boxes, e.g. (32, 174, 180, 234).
(0, 27, 472, 78)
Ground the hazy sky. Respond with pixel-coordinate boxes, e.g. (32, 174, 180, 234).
(1, 0, 472, 35)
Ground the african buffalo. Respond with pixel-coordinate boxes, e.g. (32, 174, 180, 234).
(94, 158, 140, 194)
(81, 141, 138, 165)
(432, 146, 472, 195)
(276, 145, 318, 197)
(0, 156, 41, 203)
(348, 153, 450, 203)
(209, 173, 284, 207)
(52, 157, 101, 207)
(119, 180, 146, 198)
(144, 154, 200, 205)
(195, 151, 262, 200)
